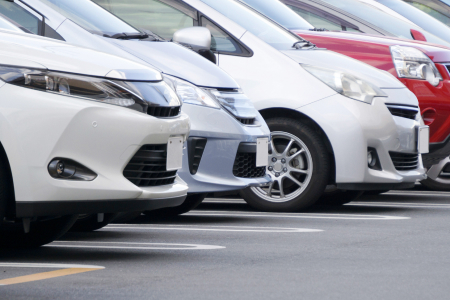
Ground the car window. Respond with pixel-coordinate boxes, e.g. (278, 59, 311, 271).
(201, 17, 242, 53)
(287, 4, 350, 31)
(38, 0, 139, 36)
(239, 0, 314, 30)
(407, 1, 450, 26)
(318, 0, 450, 47)
(375, 0, 450, 42)
(93, 0, 196, 40)
(0, 14, 26, 33)
(0, 1, 42, 34)
(199, 0, 300, 50)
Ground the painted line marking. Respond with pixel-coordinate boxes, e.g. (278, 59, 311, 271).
(350, 202, 450, 208)
(105, 224, 323, 233)
(383, 192, 450, 197)
(0, 263, 104, 286)
(184, 210, 409, 220)
(47, 241, 225, 250)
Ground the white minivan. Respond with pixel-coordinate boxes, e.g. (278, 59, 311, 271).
(91, 0, 428, 211)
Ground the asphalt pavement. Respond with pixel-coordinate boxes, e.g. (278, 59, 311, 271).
(1, 188, 450, 300)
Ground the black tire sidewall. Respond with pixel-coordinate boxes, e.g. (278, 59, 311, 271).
(242, 118, 330, 212)
(421, 177, 450, 191)
(0, 215, 78, 248)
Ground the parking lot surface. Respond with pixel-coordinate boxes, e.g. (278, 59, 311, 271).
(1, 188, 450, 300)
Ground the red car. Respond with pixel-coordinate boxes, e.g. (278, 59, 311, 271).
(239, 0, 450, 190)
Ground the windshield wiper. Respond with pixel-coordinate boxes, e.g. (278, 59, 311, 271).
(292, 39, 317, 50)
(108, 32, 150, 40)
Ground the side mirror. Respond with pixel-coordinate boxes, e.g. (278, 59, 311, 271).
(173, 27, 216, 64)
(411, 29, 427, 42)
(173, 27, 211, 49)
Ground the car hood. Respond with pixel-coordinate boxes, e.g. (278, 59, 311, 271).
(294, 30, 450, 63)
(0, 30, 162, 81)
(282, 48, 405, 89)
(103, 38, 239, 89)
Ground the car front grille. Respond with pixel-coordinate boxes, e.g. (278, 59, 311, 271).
(123, 144, 177, 187)
(385, 103, 418, 120)
(147, 106, 180, 117)
(389, 151, 419, 171)
(233, 152, 266, 178)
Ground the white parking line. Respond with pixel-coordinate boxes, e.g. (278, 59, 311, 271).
(105, 224, 323, 233)
(184, 210, 409, 220)
(383, 192, 450, 197)
(0, 263, 104, 269)
(47, 241, 225, 250)
(350, 202, 450, 208)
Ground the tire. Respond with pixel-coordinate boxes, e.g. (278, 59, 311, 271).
(69, 213, 119, 232)
(0, 155, 9, 225)
(111, 211, 143, 223)
(421, 156, 450, 191)
(240, 118, 330, 212)
(318, 190, 364, 206)
(144, 193, 206, 217)
(0, 215, 78, 248)
(364, 190, 389, 196)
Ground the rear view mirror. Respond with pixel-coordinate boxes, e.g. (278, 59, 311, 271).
(173, 27, 216, 64)
(411, 29, 427, 42)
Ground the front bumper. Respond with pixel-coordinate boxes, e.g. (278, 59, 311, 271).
(178, 103, 272, 194)
(0, 84, 190, 217)
(298, 88, 427, 190)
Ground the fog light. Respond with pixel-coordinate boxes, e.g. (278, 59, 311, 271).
(367, 148, 382, 171)
(367, 151, 375, 167)
(48, 158, 97, 181)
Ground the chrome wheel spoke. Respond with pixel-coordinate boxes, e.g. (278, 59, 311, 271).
(282, 139, 295, 156)
(287, 173, 303, 187)
(287, 149, 305, 161)
(278, 177, 285, 198)
(270, 137, 278, 156)
(267, 181, 274, 197)
(290, 168, 308, 175)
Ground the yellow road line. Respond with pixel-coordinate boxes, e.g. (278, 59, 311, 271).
(0, 268, 101, 286)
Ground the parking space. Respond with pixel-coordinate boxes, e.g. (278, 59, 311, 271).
(1, 188, 449, 299)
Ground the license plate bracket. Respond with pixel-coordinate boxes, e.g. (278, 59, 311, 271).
(417, 126, 429, 154)
(256, 138, 269, 167)
(167, 136, 184, 171)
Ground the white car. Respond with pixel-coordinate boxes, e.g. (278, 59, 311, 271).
(92, 0, 427, 211)
(2, 0, 272, 218)
(0, 30, 190, 247)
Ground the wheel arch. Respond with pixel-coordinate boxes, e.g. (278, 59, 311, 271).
(259, 107, 336, 184)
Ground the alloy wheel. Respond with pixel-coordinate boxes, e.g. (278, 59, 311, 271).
(251, 131, 313, 202)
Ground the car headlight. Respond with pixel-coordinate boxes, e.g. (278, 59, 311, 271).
(391, 45, 442, 86)
(164, 75, 257, 123)
(163, 75, 219, 108)
(0, 65, 181, 114)
(302, 64, 387, 104)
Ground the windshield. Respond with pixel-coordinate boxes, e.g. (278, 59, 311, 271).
(377, 0, 450, 42)
(37, 0, 140, 36)
(200, 0, 300, 50)
(239, 0, 314, 30)
(319, 0, 450, 47)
